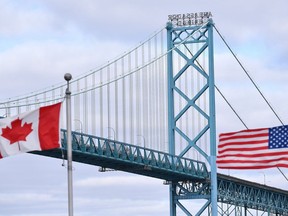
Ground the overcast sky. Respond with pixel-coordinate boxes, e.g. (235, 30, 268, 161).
(1, 0, 288, 215)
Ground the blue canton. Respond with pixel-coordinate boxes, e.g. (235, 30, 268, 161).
(268, 125, 288, 149)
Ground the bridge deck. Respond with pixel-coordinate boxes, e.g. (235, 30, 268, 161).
(32, 130, 288, 214)
(217, 173, 288, 215)
(34, 130, 209, 182)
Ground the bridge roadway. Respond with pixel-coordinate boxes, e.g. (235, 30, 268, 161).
(32, 130, 288, 215)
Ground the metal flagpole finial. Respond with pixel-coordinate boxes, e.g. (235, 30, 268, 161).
(64, 73, 72, 81)
(64, 73, 72, 93)
(64, 73, 73, 216)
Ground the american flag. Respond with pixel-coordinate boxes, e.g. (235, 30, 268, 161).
(216, 125, 288, 169)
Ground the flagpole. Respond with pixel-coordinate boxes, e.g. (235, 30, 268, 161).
(64, 73, 73, 216)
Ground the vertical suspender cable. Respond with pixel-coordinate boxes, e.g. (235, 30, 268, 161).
(203, 46, 208, 155)
(197, 44, 201, 160)
(52, 88, 55, 103)
(151, 39, 156, 149)
(150, 37, 159, 149)
(107, 64, 111, 138)
(128, 52, 134, 144)
(16, 100, 20, 115)
(100, 69, 104, 137)
(114, 62, 118, 140)
(196, 42, 201, 156)
(7, 101, 11, 117)
(91, 73, 96, 135)
(154, 35, 162, 150)
(60, 88, 64, 128)
(142, 45, 147, 148)
(143, 43, 148, 148)
(135, 47, 141, 146)
(34, 96, 37, 110)
(43, 92, 47, 106)
(122, 57, 126, 142)
(159, 29, 165, 152)
(178, 46, 183, 154)
(26, 97, 29, 112)
(148, 39, 152, 148)
(184, 45, 189, 157)
(74, 80, 80, 131)
(84, 76, 88, 133)
(162, 30, 168, 152)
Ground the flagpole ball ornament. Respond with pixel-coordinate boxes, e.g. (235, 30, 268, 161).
(64, 73, 72, 95)
(64, 73, 72, 82)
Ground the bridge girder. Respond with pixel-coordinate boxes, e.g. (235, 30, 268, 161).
(32, 130, 288, 215)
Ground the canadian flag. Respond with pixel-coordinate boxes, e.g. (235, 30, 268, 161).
(0, 102, 62, 159)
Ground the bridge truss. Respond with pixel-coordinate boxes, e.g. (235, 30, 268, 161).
(33, 130, 288, 215)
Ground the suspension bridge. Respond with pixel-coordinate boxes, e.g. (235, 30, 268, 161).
(1, 13, 288, 215)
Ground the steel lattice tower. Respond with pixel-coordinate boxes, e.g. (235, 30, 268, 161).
(166, 18, 217, 215)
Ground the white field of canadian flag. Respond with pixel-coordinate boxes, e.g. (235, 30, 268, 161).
(0, 102, 62, 159)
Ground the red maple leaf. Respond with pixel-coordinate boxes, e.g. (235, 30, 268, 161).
(1, 118, 33, 144)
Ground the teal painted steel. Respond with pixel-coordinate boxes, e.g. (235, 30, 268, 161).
(173, 173, 288, 215)
(166, 23, 212, 160)
(31, 130, 288, 214)
(166, 19, 216, 215)
(207, 20, 218, 216)
(40, 130, 209, 181)
(28, 18, 288, 215)
(217, 174, 288, 215)
(166, 21, 177, 216)
(166, 22, 176, 157)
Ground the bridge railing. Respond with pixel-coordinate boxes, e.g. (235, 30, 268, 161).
(61, 129, 209, 180)
(217, 173, 288, 215)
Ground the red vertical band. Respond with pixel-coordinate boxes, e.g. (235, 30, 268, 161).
(38, 103, 61, 150)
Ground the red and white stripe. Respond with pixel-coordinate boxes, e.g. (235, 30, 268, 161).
(217, 128, 288, 169)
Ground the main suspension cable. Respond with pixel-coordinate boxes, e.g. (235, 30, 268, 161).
(213, 24, 288, 182)
(213, 24, 284, 126)
(214, 85, 248, 129)
(183, 43, 249, 130)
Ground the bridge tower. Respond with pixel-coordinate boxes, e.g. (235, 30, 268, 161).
(166, 14, 217, 215)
